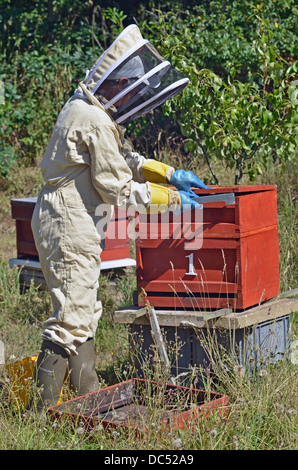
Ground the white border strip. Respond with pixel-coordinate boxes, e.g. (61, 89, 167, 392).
(116, 78, 189, 124)
(9, 257, 136, 271)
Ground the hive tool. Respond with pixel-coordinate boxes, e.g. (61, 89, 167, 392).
(193, 192, 235, 206)
(148, 306, 176, 385)
(193, 192, 236, 206)
(139, 295, 176, 385)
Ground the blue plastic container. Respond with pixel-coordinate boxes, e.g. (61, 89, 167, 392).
(129, 314, 290, 385)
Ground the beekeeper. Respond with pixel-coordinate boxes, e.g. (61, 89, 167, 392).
(30, 24, 209, 414)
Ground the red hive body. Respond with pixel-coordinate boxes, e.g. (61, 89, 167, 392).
(100, 208, 130, 262)
(10, 198, 131, 262)
(136, 185, 279, 310)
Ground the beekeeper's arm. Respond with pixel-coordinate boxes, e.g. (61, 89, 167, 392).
(121, 152, 207, 212)
(120, 139, 209, 211)
(142, 160, 211, 192)
(121, 137, 210, 192)
(83, 124, 183, 212)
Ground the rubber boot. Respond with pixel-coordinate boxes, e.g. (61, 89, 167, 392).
(31, 340, 69, 414)
(68, 338, 99, 396)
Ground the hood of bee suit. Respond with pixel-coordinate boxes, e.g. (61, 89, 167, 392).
(75, 24, 189, 125)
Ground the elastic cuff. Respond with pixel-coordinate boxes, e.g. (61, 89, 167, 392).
(165, 167, 176, 183)
(168, 189, 181, 211)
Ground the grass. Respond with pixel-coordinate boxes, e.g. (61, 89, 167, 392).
(0, 160, 297, 450)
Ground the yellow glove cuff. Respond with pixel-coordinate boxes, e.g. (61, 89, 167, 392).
(147, 183, 181, 214)
(149, 182, 169, 206)
(143, 160, 175, 184)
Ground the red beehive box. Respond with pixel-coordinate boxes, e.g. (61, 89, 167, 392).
(10, 198, 131, 262)
(101, 208, 130, 262)
(11, 198, 38, 259)
(136, 185, 279, 310)
(48, 378, 229, 433)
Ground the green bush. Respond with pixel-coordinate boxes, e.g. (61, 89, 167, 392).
(139, 3, 298, 183)
(0, 144, 17, 178)
(0, 1, 297, 183)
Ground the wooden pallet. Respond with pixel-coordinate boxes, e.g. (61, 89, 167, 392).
(115, 290, 298, 330)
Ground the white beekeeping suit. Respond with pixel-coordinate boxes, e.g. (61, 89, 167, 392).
(29, 24, 206, 415)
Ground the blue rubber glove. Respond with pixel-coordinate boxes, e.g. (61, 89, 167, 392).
(170, 170, 211, 195)
(178, 190, 203, 212)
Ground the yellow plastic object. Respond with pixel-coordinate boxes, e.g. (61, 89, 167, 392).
(143, 160, 174, 184)
(6, 356, 63, 409)
(6, 356, 38, 409)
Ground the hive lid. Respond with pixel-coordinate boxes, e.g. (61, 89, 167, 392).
(11, 197, 38, 203)
(193, 184, 276, 195)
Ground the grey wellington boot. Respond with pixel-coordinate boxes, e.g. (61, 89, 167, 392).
(68, 338, 99, 396)
(31, 340, 69, 414)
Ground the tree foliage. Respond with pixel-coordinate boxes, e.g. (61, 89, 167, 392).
(139, 1, 298, 183)
(0, 0, 297, 183)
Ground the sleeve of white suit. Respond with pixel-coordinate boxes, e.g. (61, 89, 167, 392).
(83, 123, 152, 209)
(124, 151, 150, 183)
(120, 137, 150, 183)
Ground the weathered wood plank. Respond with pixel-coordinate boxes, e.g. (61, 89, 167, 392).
(114, 293, 298, 330)
(214, 297, 298, 329)
(114, 306, 231, 328)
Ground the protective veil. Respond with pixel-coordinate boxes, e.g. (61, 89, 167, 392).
(32, 24, 189, 357)
(75, 24, 189, 125)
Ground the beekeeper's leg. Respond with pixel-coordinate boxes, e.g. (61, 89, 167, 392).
(33, 340, 68, 413)
(68, 295, 101, 395)
(31, 192, 102, 405)
(68, 337, 99, 396)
